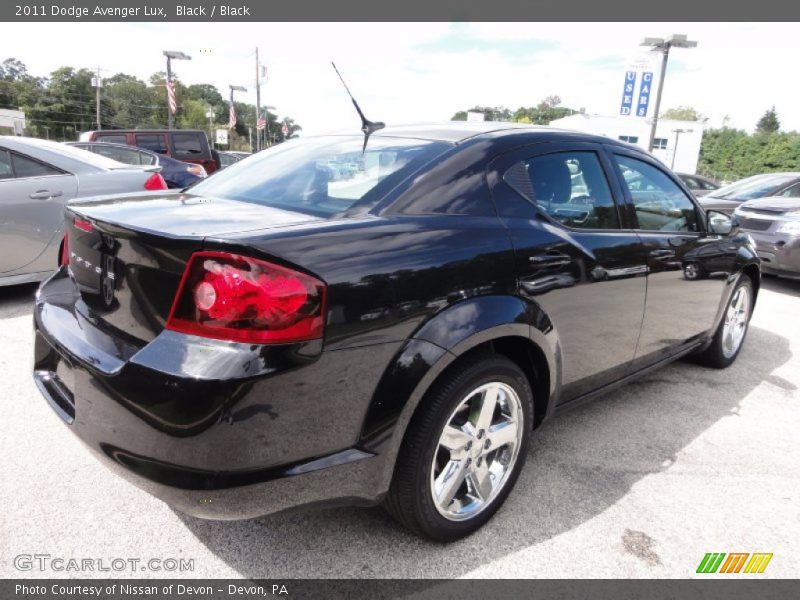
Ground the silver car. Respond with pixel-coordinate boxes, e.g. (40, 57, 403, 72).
(0, 136, 167, 286)
(699, 172, 800, 214)
(734, 196, 800, 278)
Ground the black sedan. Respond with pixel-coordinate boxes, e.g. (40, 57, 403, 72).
(33, 123, 759, 541)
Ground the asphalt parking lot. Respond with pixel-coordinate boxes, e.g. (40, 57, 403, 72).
(1, 277, 798, 579)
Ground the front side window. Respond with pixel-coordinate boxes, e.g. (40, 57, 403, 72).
(614, 154, 699, 232)
(135, 134, 168, 154)
(188, 136, 449, 218)
(505, 151, 620, 229)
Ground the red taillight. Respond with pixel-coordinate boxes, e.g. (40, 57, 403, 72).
(60, 232, 69, 266)
(73, 217, 93, 233)
(165, 251, 327, 344)
(144, 172, 168, 191)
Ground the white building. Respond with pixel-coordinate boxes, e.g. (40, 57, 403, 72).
(0, 109, 25, 135)
(549, 113, 704, 174)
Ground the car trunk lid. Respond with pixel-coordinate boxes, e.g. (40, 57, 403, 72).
(65, 193, 324, 343)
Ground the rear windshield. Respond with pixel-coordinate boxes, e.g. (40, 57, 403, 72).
(188, 136, 450, 217)
(52, 141, 130, 169)
(709, 174, 797, 200)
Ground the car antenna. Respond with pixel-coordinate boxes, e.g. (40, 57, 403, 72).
(331, 61, 385, 154)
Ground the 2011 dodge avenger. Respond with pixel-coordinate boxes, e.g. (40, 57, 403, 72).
(33, 123, 759, 541)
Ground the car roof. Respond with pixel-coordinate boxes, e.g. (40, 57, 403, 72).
(320, 121, 629, 148)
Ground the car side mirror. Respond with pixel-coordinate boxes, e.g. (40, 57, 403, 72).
(706, 210, 737, 236)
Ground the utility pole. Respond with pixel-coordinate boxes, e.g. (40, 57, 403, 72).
(640, 34, 697, 152)
(92, 68, 103, 130)
(255, 47, 261, 151)
(206, 108, 215, 148)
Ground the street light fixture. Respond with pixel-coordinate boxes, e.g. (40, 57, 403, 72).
(670, 128, 694, 170)
(163, 50, 191, 129)
(640, 34, 697, 153)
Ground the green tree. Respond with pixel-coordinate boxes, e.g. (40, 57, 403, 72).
(451, 106, 512, 122)
(756, 106, 780, 134)
(104, 73, 156, 129)
(661, 106, 706, 122)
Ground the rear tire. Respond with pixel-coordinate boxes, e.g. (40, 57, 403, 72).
(694, 276, 754, 368)
(385, 354, 533, 542)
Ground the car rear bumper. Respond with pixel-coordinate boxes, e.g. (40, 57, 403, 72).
(746, 231, 800, 277)
(32, 269, 388, 519)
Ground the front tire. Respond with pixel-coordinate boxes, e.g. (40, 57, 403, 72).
(385, 355, 534, 542)
(695, 276, 754, 368)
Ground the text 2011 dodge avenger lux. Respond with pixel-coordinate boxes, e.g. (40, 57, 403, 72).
(33, 123, 759, 541)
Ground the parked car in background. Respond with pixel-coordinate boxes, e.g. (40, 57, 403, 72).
(0, 136, 167, 286)
(67, 141, 207, 189)
(33, 123, 759, 542)
(699, 172, 800, 214)
(79, 129, 219, 174)
(677, 172, 719, 197)
(734, 196, 800, 278)
(217, 151, 244, 169)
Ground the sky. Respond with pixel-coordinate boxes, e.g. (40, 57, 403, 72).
(2, 22, 799, 135)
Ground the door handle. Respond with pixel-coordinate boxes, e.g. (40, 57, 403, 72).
(528, 252, 572, 267)
(648, 249, 676, 258)
(29, 190, 63, 200)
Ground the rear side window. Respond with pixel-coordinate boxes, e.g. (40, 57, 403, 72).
(681, 176, 700, 190)
(95, 134, 128, 145)
(614, 155, 699, 232)
(505, 151, 620, 229)
(92, 145, 146, 165)
(172, 133, 204, 157)
(700, 178, 718, 191)
(0, 149, 12, 179)
(11, 152, 62, 178)
(135, 134, 168, 154)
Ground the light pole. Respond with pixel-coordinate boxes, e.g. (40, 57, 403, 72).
(163, 50, 191, 129)
(206, 108, 215, 148)
(263, 104, 276, 148)
(640, 34, 697, 152)
(91, 68, 102, 130)
(229, 85, 247, 149)
(670, 128, 693, 170)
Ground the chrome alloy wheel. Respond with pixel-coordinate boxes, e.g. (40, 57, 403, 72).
(722, 285, 751, 358)
(430, 381, 524, 521)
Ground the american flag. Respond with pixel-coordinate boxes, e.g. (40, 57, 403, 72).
(256, 110, 266, 131)
(228, 101, 236, 129)
(166, 78, 177, 115)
